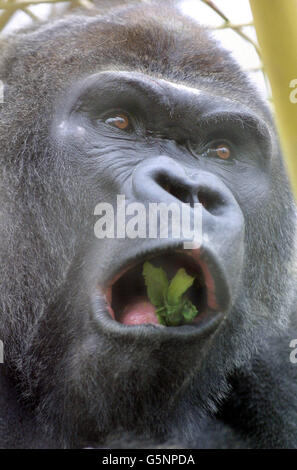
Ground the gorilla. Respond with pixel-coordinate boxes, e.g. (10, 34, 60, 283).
(0, 0, 297, 449)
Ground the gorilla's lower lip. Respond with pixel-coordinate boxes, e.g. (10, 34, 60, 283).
(96, 247, 230, 332)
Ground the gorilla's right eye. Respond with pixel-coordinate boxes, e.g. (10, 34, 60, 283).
(214, 144, 231, 160)
(103, 112, 131, 131)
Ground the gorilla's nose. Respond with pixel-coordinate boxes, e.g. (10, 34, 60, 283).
(132, 156, 238, 216)
(132, 156, 245, 302)
(132, 156, 201, 206)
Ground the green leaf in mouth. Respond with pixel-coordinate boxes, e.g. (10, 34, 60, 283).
(142, 261, 198, 326)
(142, 261, 168, 308)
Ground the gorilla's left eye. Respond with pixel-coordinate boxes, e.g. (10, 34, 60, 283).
(189, 140, 233, 161)
(104, 113, 131, 131)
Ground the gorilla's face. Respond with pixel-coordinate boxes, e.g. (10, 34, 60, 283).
(0, 3, 296, 447)
(55, 71, 249, 333)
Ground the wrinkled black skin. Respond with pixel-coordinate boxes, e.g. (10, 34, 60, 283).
(0, 1, 297, 449)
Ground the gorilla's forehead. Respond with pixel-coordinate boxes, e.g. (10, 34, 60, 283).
(79, 70, 255, 114)
(55, 70, 271, 142)
(5, 3, 272, 122)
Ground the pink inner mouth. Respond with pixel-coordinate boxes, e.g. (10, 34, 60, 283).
(119, 297, 159, 325)
(106, 287, 159, 325)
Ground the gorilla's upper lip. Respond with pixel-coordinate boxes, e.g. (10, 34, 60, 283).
(94, 243, 231, 336)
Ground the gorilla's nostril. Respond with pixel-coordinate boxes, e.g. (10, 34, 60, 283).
(157, 175, 192, 204)
(158, 173, 224, 213)
(198, 189, 222, 214)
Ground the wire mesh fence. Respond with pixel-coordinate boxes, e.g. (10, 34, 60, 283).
(0, 0, 270, 97)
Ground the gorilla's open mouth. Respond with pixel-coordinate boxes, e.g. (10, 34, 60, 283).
(106, 252, 207, 326)
(101, 250, 228, 328)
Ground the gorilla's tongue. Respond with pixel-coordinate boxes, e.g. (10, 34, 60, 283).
(119, 297, 159, 325)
